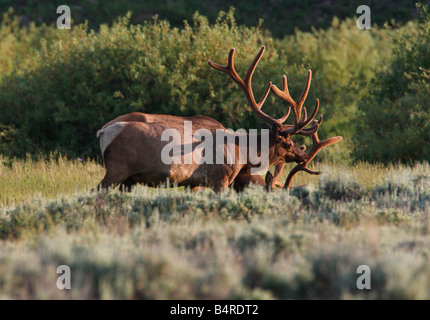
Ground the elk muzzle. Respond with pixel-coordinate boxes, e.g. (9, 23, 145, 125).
(293, 144, 308, 163)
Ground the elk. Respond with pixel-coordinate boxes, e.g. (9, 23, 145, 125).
(96, 46, 341, 192)
(98, 112, 269, 191)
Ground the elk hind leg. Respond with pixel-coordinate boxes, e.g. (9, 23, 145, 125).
(98, 167, 131, 191)
(119, 177, 137, 192)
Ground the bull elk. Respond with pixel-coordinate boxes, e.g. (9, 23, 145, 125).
(96, 46, 341, 192)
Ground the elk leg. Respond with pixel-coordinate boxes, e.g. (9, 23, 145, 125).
(119, 177, 137, 192)
(191, 186, 206, 193)
(98, 166, 131, 191)
(212, 177, 230, 193)
(265, 171, 274, 191)
(272, 162, 286, 188)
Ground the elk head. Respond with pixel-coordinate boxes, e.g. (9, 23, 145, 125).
(208, 46, 308, 166)
(269, 59, 343, 189)
(271, 126, 308, 164)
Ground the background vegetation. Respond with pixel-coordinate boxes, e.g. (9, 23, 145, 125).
(0, 0, 425, 37)
(353, 4, 430, 163)
(0, 1, 429, 300)
(0, 2, 428, 163)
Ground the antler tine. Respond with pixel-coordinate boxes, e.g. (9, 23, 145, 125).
(297, 70, 312, 108)
(208, 48, 242, 86)
(295, 99, 320, 134)
(277, 100, 320, 136)
(283, 120, 343, 189)
(271, 70, 320, 136)
(271, 75, 298, 118)
(209, 47, 284, 127)
(277, 106, 291, 123)
(244, 46, 265, 86)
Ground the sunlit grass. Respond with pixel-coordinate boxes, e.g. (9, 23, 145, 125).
(273, 160, 388, 189)
(2, 155, 426, 206)
(0, 155, 104, 206)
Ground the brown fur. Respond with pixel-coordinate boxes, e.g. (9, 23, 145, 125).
(97, 120, 306, 192)
(99, 112, 287, 191)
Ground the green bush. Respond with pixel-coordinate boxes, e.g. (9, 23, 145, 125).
(0, 9, 398, 160)
(353, 4, 430, 163)
(0, 8, 419, 161)
(0, 10, 282, 158)
(0, 9, 61, 80)
(275, 18, 394, 160)
(319, 172, 369, 201)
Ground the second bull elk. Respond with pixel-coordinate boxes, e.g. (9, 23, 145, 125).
(97, 46, 341, 192)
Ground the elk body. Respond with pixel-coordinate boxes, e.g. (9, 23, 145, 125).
(97, 120, 304, 192)
(97, 46, 341, 192)
(98, 112, 267, 191)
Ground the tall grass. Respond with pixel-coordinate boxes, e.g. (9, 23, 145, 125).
(0, 158, 429, 299)
(1, 155, 426, 206)
(0, 155, 404, 206)
(0, 155, 104, 206)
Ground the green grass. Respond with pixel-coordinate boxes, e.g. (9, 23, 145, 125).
(0, 157, 429, 299)
(0, 155, 105, 206)
(0, 155, 409, 206)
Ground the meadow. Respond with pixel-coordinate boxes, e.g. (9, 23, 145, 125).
(0, 157, 429, 299)
(0, 2, 429, 301)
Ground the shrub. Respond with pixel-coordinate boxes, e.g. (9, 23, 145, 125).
(0, 10, 281, 158)
(275, 18, 394, 161)
(0, 9, 59, 80)
(0, 9, 409, 161)
(319, 171, 368, 201)
(352, 4, 430, 163)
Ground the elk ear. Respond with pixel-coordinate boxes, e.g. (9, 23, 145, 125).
(300, 145, 306, 151)
(271, 125, 282, 142)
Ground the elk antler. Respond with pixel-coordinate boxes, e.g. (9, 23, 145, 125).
(271, 72, 320, 136)
(209, 47, 342, 189)
(208, 46, 290, 127)
(284, 118, 342, 189)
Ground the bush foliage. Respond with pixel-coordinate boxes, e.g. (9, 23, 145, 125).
(0, 0, 424, 37)
(353, 4, 430, 163)
(0, 9, 398, 160)
(0, 10, 278, 157)
(0, 5, 428, 163)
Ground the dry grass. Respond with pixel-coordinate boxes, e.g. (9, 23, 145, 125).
(1, 155, 421, 206)
(0, 155, 104, 206)
(1, 157, 429, 299)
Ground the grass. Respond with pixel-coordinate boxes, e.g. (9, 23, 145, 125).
(0, 155, 104, 206)
(0, 156, 429, 299)
(0, 154, 410, 206)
